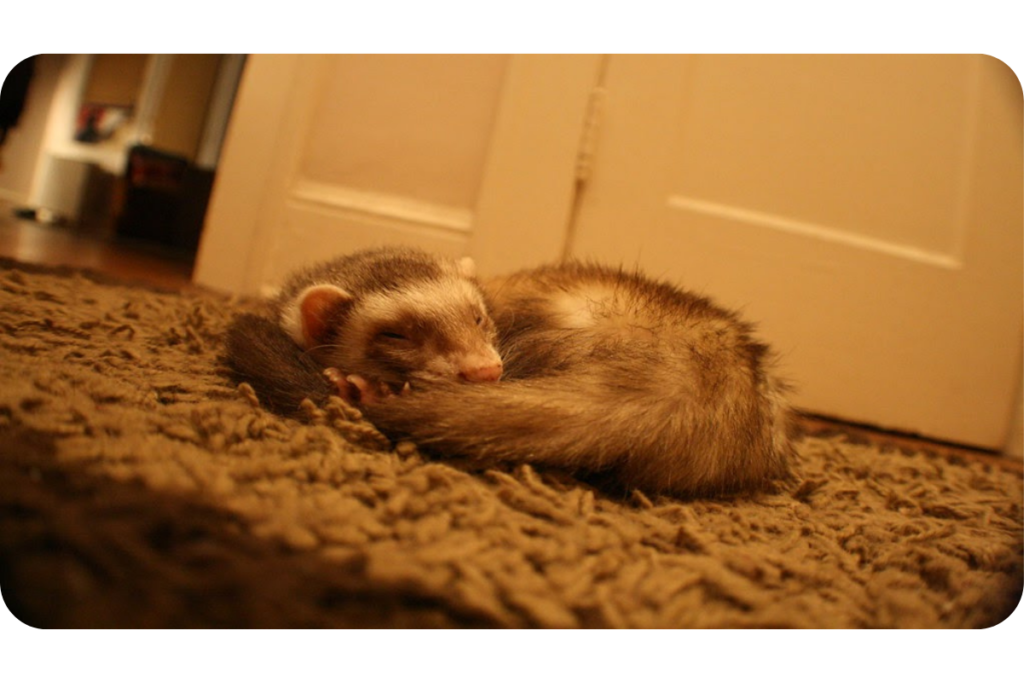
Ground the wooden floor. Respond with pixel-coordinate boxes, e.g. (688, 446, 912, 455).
(1, 201, 1020, 473)
(0, 201, 194, 291)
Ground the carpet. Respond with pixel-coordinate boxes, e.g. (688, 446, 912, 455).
(0, 257, 1020, 628)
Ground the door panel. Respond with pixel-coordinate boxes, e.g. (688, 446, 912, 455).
(571, 55, 1022, 447)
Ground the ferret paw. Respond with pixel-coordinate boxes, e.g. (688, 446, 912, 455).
(323, 368, 410, 405)
(345, 373, 401, 406)
(345, 374, 379, 405)
(323, 367, 359, 404)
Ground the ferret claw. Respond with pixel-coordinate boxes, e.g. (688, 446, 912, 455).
(324, 367, 358, 404)
(345, 374, 388, 405)
(323, 368, 406, 405)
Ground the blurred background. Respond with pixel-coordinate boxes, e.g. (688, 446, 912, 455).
(0, 54, 1021, 455)
(0, 54, 244, 285)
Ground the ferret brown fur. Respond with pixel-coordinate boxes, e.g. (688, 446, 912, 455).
(226, 248, 793, 497)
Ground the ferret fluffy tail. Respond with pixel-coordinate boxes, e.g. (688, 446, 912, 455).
(225, 314, 333, 415)
(362, 375, 793, 497)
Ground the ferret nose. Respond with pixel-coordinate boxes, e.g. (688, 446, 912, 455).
(460, 362, 503, 383)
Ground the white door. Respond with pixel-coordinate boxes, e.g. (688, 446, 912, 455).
(564, 55, 1022, 448)
(196, 55, 1022, 449)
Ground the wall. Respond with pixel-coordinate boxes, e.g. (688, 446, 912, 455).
(83, 54, 148, 107)
(0, 55, 65, 204)
(150, 55, 224, 160)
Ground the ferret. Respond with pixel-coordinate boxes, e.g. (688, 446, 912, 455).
(226, 247, 793, 497)
(228, 248, 502, 412)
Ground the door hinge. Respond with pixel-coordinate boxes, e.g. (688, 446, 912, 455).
(575, 86, 607, 183)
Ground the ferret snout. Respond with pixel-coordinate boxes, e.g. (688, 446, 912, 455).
(458, 351, 503, 382)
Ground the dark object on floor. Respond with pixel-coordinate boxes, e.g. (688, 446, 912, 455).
(115, 145, 215, 254)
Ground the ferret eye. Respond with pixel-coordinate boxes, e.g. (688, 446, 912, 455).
(378, 330, 408, 341)
(474, 314, 485, 326)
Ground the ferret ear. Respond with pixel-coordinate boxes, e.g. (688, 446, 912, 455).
(458, 256, 477, 279)
(282, 284, 354, 350)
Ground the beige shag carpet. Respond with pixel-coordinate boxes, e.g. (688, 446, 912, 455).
(0, 257, 1021, 628)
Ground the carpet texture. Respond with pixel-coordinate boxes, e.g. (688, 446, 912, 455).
(1, 258, 1021, 628)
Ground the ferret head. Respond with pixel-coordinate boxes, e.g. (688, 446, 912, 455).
(281, 256, 503, 388)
